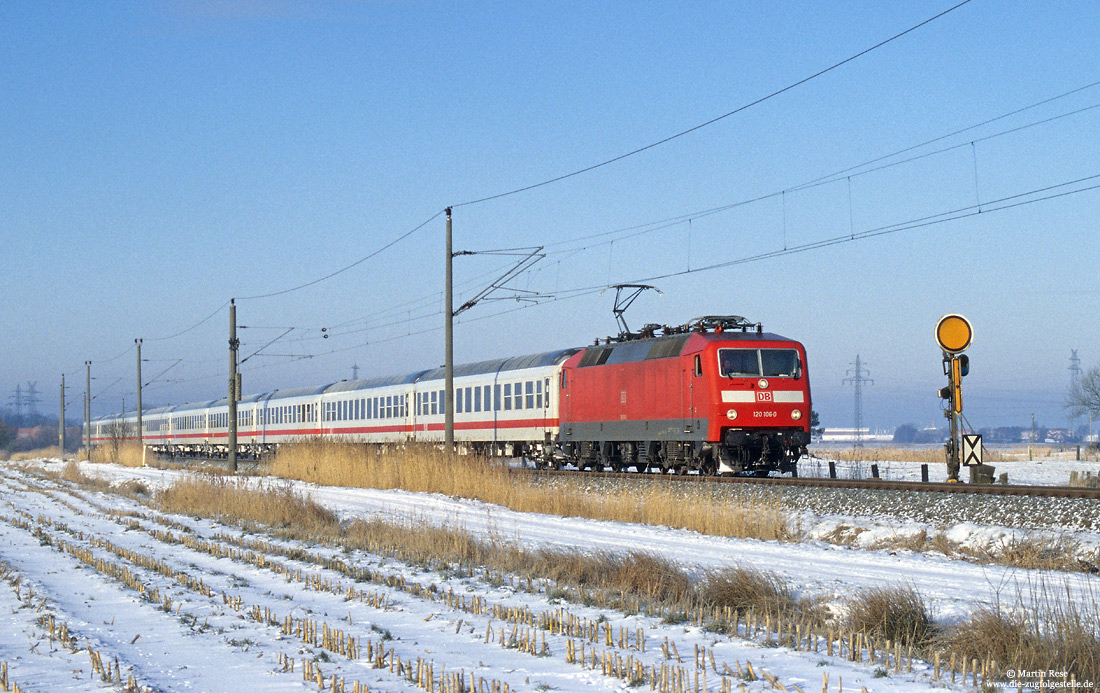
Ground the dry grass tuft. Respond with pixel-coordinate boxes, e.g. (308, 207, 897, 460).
(937, 580, 1100, 681)
(938, 606, 1036, 670)
(846, 583, 934, 646)
(977, 534, 1087, 572)
(8, 446, 63, 461)
(344, 517, 491, 566)
(89, 442, 145, 467)
(269, 440, 500, 495)
(156, 476, 337, 533)
(609, 552, 694, 603)
(61, 460, 92, 485)
(699, 565, 796, 617)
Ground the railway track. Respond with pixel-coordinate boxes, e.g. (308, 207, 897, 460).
(517, 467, 1100, 499)
(151, 454, 1100, 499)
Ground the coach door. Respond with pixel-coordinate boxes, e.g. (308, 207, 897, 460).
(683, 353, 704, 435)
(681, 361, 693, 435)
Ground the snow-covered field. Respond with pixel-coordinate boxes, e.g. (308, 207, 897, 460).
(802, 448, 1100, 487)
(0, 456, 1095, 692)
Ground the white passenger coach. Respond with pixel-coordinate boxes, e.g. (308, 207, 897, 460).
(88, 348, 581, 459)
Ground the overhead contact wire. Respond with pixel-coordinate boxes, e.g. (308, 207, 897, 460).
(236, 210, 443, 301)
(451, 0, 974, 208)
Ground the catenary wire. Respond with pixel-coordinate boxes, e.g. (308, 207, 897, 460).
(235, 210, 443, 301)
(539, 94, 1100, 257)
(451, 0, 974, 208)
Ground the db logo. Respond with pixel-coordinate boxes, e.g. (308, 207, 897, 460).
(756, 391, 773, 402)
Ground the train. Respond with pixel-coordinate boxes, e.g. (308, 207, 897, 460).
(88, 316, 811, 475)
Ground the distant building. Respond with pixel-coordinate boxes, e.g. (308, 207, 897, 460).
(16, 426, 46, 441)
(819, 427, 893, 444)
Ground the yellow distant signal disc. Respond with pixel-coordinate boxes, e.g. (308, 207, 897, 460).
(936, 314, 972, 353)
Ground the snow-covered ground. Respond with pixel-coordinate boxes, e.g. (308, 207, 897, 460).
(0, 457, 1094, 692)
(802, 449, 1100, 486)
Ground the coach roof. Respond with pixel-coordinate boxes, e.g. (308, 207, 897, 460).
(417, 348, 582, 383)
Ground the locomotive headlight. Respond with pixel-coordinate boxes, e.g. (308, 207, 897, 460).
(726, 409, 738, 420)
(758, 379, 769, 389)
(791, 409, 803, 420)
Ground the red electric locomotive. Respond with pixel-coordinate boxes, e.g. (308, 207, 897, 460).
(556, 316, 810, 475)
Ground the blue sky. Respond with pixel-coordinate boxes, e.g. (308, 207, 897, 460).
(2, 1, 1098, 432)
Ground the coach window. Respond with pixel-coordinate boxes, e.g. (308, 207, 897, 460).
(503, 383, 512, 411)
(493, 384, 501, 411)
(438, 389, 446, 414)
(465, 387, 472, 413)
(525, 381, 534, 409)
(474, 386, 481, 412)
(456, 389, 463, 414)
(483, 385, 490, 411)
(535, 380, 542, 409)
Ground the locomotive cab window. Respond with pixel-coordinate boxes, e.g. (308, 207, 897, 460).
(718, 349, 801, 378)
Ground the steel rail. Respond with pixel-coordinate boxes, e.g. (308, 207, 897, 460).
(515, 467, 1100, 499)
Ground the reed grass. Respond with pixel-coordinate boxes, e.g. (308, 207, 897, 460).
(89, 442, 145, 467)
(699, 565, 797, 617)
(846, 583, 934, 646)
(8, 446, 63, 461)
(936, 578, 1100, 682)
(156, 475, 338, 533)
(268, 440, 791, 541)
